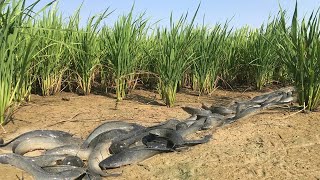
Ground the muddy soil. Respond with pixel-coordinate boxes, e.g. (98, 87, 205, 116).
(0, 88, 319, 180)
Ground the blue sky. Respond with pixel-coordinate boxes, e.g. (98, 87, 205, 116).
(28, 0, 319, 28)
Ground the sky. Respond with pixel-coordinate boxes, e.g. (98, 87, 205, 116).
(27, 0, 320, 29)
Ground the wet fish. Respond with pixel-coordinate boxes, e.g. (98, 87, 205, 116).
(44, 145, 92, 161)
(148, 128, 212, 149)
(81, 121, 144, 149)
(42, 165, 80, 173)
(178, 117, 207, 137)
(0, 130, 73, 152)
(87, 140, 112, 176)
(14, 136, 81, 155)
(0, 153, 85, 180)
(24, 154, 68, 167)
(61, 156, 84, 167)
(109, 119, 180, 154)
(99, 146, 167, 169)
(88, 129, 128, 148)
(209, 106, 235, 115)
(181, 106, 212, 116)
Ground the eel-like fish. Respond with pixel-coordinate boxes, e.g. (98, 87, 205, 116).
(109, 119, 180, 154)
(181, 106, 212, 116)
(61, 155, 84, 167)
(14, 136, 81, 155)
(81, 121, 144, 149)
(43, 144, 92, 161)
(87, 140, 113, 176)
(24, 154, 68, 167)
(99, 146, 169, 169)
(0, 153, 85, 180)
(147, 128, 212, 149)
(44, 129, 130, 162)
(0, 130, 73, 152)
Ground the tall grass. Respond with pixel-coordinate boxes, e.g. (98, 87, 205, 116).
(278, 3, 320, 110)
(1, 0, 320, 116)
(248, 21, 278, 90)
(34, 3, 67, 96)
(191, 23, 229, 94)
(70, 8, 110, 95)
(221, 26, 252, 85)
(100, 7, 148, 100)
(153, 6, 199, 107)
(0, 0, 52, 124)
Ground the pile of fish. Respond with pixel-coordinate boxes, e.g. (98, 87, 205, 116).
(0, 87, 295, 179)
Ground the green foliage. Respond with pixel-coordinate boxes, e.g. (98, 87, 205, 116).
(153, 5, 200, 107)
(191, 23, 229, 94)
(70, 8, 111, 95)
(100, 7, 148, 100)
(34, 3, 67, 96)
(277, 2, 320, 110)
(0, 0, 52, 124)
(1, 0, 320, 121)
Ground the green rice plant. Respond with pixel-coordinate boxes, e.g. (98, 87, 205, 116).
(69, 8, 111, 95)
(220, 26, 253, 86)
(267, 15, 292, 85)
(100, 7, 148, 100)
(191, 23, 229, 94)
(34, 2, 68, 96)
(247, 21, 278, 90)
(0, 0, 51, 124)
(154, 5, 199, 107)
(138, 32, 160, 90)
(221, 17, 287, 89)
(277, 2, 320, 110)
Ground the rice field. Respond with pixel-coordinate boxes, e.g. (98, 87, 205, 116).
(1, 0, 320, 124)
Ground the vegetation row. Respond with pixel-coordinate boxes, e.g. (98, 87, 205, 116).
(1, 0, 320, 124)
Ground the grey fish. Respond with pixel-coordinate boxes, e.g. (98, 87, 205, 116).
(183, 119, 197, 126)
(44, 145, 92, 161)
(251, 86, 294, 104)
(224, 106, 261, 124)
(201, 116, 224, 130)
(24, 154, 68, 167)
(261, 96, 294, 108)
(178, 117, 207, 137)
(184, 114, 197, 121)
(250, 94, 273, 103)
(0, 153, 85, 180)
(81, 172, 104, 180)
(81, 121, 144, 149)
(109, 119, 180, 154)
(262, 93, 283, 104)
(99, 146, 168, 169)
(175, 122, 188, 130)
(61, 156, 84, 167)
(208, 106, 235, 116)
(181, 106, 212, 116)
(88, 129, 128, 148)
(42, 165, 81, 173)
(142, 137, 172, 150)
(0, 130, 73, 152)
(14, 136, 81, 155)
(87, 140, 113, 176)
(148, 128, 212, 148)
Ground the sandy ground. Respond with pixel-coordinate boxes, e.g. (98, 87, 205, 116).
(0, 88, 320, 180)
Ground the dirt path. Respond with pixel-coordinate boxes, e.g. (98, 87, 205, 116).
(0, 89, 319, 180)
